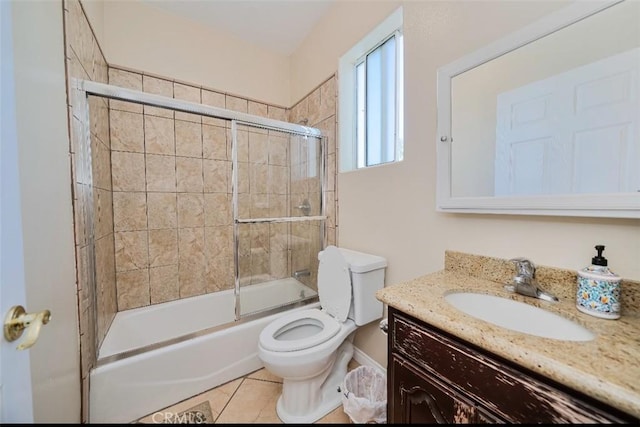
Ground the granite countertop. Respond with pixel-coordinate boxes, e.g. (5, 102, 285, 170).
(376, 251, 640, 418)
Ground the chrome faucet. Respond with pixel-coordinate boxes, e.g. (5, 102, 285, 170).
(506, 257, 558, 302)
(293, 269, 311, 279)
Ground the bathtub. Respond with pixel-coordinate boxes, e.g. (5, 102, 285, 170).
(89, 278, 319, 423)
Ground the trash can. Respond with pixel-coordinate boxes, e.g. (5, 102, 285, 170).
(341, 365, 387, 424)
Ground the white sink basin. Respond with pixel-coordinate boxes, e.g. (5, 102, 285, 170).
(444, 292, 595, 342)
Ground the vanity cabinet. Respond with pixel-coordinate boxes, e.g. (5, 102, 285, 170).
(387, 307, 637, 424)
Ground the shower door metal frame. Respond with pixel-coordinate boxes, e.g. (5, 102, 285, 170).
(231, 120, 326, 320)
(73, 79, 325, 363)
(76, 80, 323, 136)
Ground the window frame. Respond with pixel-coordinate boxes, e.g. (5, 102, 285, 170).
(338, 7, 404, 172)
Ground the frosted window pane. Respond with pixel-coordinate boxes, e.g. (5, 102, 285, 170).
(365, 36, 396, 167)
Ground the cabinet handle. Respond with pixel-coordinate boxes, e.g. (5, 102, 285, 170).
(379, 318, 388, 335)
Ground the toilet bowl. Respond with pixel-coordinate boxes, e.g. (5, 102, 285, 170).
(258, 245, 387, 424)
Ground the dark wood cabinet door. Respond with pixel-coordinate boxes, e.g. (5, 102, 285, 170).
(389, 356, 503, 424)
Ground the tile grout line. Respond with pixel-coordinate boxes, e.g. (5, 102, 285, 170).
(213, 375, 248, 423)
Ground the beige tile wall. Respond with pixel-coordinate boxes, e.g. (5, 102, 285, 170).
(109, 68, 330, 310)
(63, 0, 114, 422)
(108, 69, 229, 309)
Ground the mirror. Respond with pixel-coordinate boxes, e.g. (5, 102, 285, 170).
(437, 0, 640, 218)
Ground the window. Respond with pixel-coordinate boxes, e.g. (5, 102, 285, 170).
(339, 7, 403, 172)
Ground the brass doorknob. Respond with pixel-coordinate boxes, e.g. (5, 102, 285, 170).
(3, 305, 51, 350)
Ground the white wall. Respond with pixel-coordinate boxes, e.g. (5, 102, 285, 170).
(290, 0, 400, 104)
(101, 0, 291, 106)
(292, 0, 640, 367)
(11, 0, 81, 421)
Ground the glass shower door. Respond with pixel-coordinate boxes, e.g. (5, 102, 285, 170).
(232, 121, 325, 318)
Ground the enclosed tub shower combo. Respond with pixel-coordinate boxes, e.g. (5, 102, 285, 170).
(72, 79, 327, 423)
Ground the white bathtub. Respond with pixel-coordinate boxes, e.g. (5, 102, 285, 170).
(90, 278, 319, 423)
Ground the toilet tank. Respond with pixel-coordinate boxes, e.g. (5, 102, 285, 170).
(320, 247, 387, 326)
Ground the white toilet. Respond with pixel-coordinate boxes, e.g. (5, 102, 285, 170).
(258, 245, 387, 424)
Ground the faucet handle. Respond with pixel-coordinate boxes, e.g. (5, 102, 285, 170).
(509, 257, 536, 277)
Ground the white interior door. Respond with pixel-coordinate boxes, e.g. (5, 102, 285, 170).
(0, 0, 34, 422)
(495, 47, 639, 196)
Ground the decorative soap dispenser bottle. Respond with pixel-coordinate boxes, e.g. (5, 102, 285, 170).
(576, 245, 621, 319)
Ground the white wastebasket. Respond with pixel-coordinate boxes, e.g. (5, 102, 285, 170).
(341, 366, 387, 424)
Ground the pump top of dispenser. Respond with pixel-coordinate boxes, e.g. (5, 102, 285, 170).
(592, 245, 608, 266)
(582, 245, 619, 279)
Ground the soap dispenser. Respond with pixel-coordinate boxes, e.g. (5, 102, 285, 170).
(576, 245, 621, 319)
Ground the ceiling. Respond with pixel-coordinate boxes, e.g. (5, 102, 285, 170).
(143, 0, 335, 56)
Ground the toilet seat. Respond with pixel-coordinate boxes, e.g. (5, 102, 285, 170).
(259, 309, 341, 352)
(259, 246, 353, 353)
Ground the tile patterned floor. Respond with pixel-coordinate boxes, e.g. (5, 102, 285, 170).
(137, 360, 360, 424)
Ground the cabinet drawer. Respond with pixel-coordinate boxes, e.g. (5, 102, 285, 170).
(390, 308, 632, 423)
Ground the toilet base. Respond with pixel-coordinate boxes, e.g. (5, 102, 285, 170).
(275, 340, 354, 423)
(276, 389, 343, 424)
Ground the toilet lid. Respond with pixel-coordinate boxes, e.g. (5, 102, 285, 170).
(259, 309, 340, 352)
(318, 246, 351, 322)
